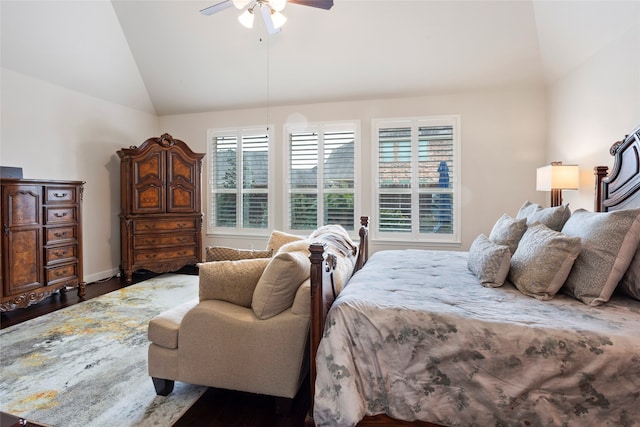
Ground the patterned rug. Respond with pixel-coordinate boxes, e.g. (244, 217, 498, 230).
(0, 274, 207, 427)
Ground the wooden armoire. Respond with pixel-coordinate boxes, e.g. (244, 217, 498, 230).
(1, 178, 85, 311)
(118, 133, 205, 284)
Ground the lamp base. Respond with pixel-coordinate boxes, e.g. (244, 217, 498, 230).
(550, 188, 563, 207)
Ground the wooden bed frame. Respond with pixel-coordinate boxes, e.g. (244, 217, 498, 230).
(307, 124, 640, 427)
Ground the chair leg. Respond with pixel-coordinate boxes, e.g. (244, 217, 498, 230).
(275, 396, 294, 415)
(152, 377, 175, 396)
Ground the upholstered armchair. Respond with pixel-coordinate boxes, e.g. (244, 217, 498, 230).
(147, 230, 319, 412)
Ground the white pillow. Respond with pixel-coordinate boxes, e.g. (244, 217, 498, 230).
(561, 208, 640, 306)
(509, 223, 581, 300)
(516, 201, 571, 232)
(488, 214, 527, 254)
(467, 234, 511, 288)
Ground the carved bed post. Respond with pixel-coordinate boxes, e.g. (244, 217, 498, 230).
(594, 166, 608, 212)
(308, 242, 327, 417)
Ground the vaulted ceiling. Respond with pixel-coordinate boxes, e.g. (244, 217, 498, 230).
(2, 0, 638, 116)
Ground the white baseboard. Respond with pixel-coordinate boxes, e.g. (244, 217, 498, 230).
(84, 268, 120, 284)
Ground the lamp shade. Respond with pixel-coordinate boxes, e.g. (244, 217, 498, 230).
(536, 164, 579, 191)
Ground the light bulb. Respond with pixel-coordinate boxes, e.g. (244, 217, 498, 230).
(238, 9, 254, 28)
(271, 10, 287, 29)
(232, 0, 251, 9)
(268, 0, 287, 12)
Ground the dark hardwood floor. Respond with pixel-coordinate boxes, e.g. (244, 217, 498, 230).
(0, 269, 310, 427)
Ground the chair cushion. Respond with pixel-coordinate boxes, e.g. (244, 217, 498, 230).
(198, 258, 270, 307)
(148, 299, 199, 349)
(252, 243, 310, 320)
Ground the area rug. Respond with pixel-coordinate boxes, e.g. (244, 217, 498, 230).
(0, 273, 207, 427)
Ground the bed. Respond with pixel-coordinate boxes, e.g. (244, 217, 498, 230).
(308, 125, 640, 427)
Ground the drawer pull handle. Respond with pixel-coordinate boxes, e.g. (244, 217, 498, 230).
(145, 240, 156, 245)
(54, 212, 68, 218)
(143, 224, 155, 229)
(53, 251, 65, 257)
(54, 232, 68, 238)
(53, 192, 68, 198)
(54, 270, 65, 277)
(145, 254, 157, 259)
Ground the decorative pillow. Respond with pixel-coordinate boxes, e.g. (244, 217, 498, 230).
(467, 234, 511, 288)
(509, 223, 581, 300)
(251, 249, 311, 319)
(198, 258, 270, 307)
(266, 230, 305, 253)
(561, 208, 640, 306)
(516, 201, 571, 231)
(617, 246, 640, 300)
(488, 214, 527, 254)
(205, 246, 272, 262)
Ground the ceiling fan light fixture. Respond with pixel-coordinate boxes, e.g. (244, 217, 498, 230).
(270, 10, 287, 29)
(238, 8, 254, 28)
(268, 0, 287, 12)
(232, 0, 252, 9)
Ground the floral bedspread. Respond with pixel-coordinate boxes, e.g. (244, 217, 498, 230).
(313, 250, 640, 427)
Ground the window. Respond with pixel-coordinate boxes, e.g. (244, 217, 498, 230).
(286, 122, 359, 232)
(373, 116, 460, 242)
(207, 127, 271, 234)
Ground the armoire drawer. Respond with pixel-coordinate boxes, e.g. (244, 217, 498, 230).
(133, 233, 196, 249)
(133, 219, 196, 233)
(45, 225, 77, 244)
(45, 206, 77, 224)
(45, 262, 78, 286)
(133, 246, 197, 263)
(45, 244, 78, 265)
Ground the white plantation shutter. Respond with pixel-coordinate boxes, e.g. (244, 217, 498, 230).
(288, 123, 357, 231)
(208, 128, 270, 233)
(374, 116, 460, 242)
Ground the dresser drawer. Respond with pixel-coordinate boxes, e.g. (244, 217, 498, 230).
(45, 244, 77, 265)
(45, 262, 78, 286)
(45, 225, 77, 244)
(45, 186, 77, 204)
(134, 246, 197, 263)
(133, 233, 196, 249)
(133, 219, 196, 233)
(45, 206, 77, 224)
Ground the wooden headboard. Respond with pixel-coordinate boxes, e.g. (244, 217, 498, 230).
(307, 124, 640, 426)
(595, 125, 640, 212)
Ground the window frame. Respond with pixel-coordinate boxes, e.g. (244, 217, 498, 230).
(284, 120, 361, 234)
(206, 126, 274, 236)
(372, 115, 461, 244)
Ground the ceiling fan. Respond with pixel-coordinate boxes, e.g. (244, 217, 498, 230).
(201, 0, 333, 34)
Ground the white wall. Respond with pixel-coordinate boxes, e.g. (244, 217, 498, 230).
(160, 85, 547, 253)
(1, 68, 159, 282)
(547, 25, 640, 212)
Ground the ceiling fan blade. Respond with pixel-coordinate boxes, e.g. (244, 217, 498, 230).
(200, 0, 233, 16)
(288, 0, 333, 10)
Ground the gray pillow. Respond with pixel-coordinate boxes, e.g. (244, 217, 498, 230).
(516, 201, 571, 232)
(488, 214, 527, 254)
(509, 223, 581, 300)
(467, 234, 511, 288)
(561, 208, 640, 306)
(617, 246, 640, 300)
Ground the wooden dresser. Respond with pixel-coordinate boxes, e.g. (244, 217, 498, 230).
(1, 179, 85, 311)
(118, 133, 205, 284)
